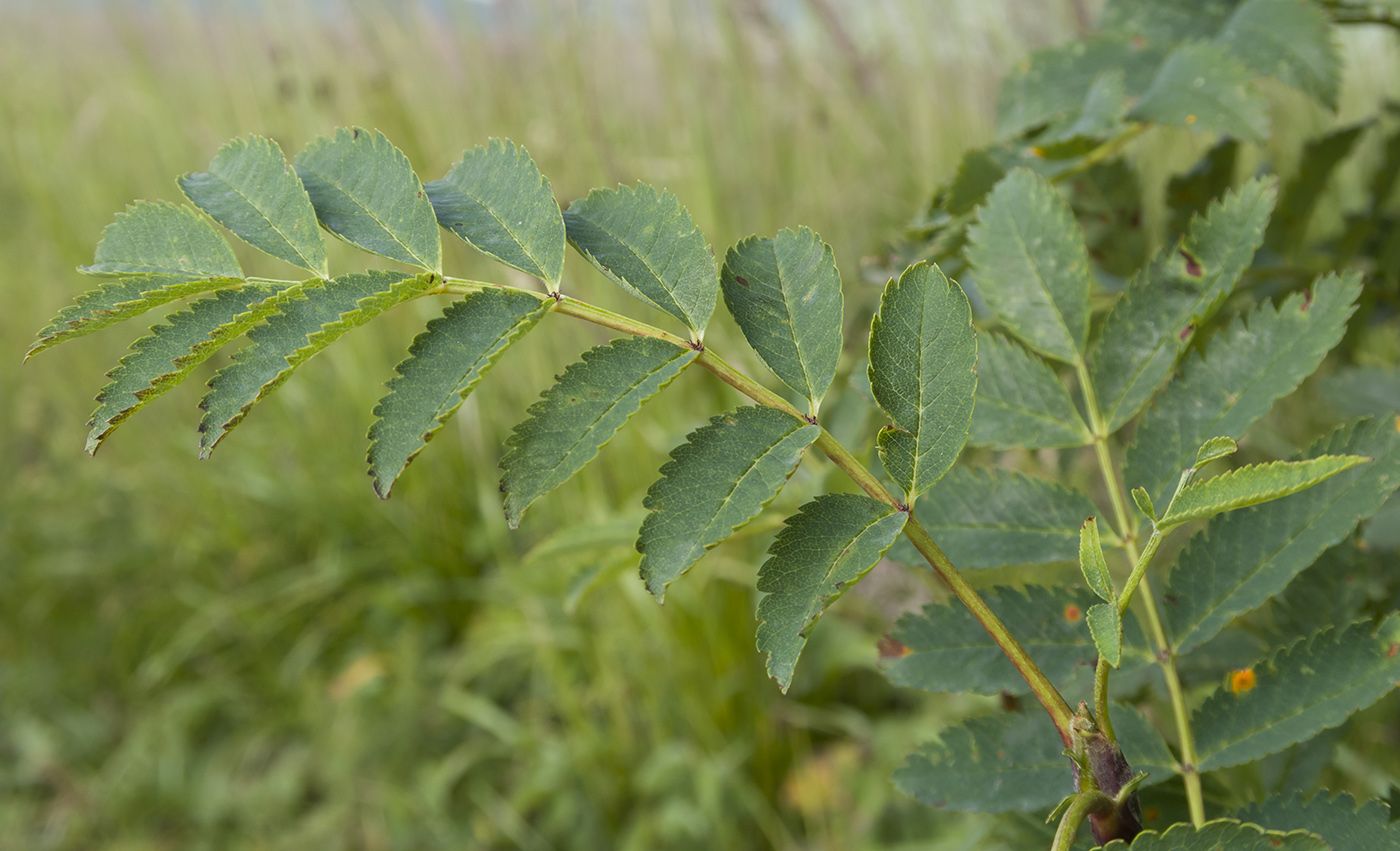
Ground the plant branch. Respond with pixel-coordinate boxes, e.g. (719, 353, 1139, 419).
(1051, 791, 1113, 851)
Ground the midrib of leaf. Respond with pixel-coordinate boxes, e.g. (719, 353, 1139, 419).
(459, 183, 550, 283)
(578, 222, 682, 319)
(209, 166, 321, 274)
(701, 431, 807, 540)
(300, 164, 435, 271)
(548, 351, 690, 470)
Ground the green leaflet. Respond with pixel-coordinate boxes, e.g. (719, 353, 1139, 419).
(966, 169, 1092, 363)
(636, 406, 820, 601)
(1079, 518, 1114, 603)
(755, 494, 906, 691)
(894, 711, 1070, 813)
(1087, 602, 1123, 667)
(885, 586, 1148, 696)
(1089, 178, 1276, 432)
(28, 274, 240, 359)
(368, 288, 551, 498)
(293, 127, 441, 272)
(1129, 42, 1270, 141)
(719, 228, 843, 413)
(563, 183, 717, 337)
(1215, 0, 1341, 110)
(178, 134, 329, 277)
(887, 466, 1101, 570)
(1237, 791, 1400, 851)
(995, 35, 1158, 140)
(1193, 614, 1400, 772)
(1195, 436, 1238, 468)
(1039, 70, 1129, 147)
(424, 138, 565, 286)
(876, 427, 918, 502)
(1097, 821, 1328, 851)
(85, 283, 289, 453)
(1160, 455, 1368, 528)
(1125, 273, 1361, 513)
(1099, 0, 1231, 45)
(1323, 365, 1400, 418)
(500, 336, 697, 529)
(971, 333, 1091, 450)
(1165, 417, 1400, 653)
(199, 271, 436, 456)
(1271, 543, 1373, 643)
(1267, 124, 1370, 253)
(1109, 703, 1176, 788)
(80, 200, 243, 279)
(867, 263, 976, 503)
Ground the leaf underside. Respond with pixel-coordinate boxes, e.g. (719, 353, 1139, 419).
(1097, 820, 1328, 851)
(1236, 790, 1400, 851)
(29, 274, 241, 358)
(636, 406, 820, 601)
(80, 200, 243, 279)
(756, 494, 906, 691)
(969, 332, 1091, 450)
(1079, 517, 1115, 602)
(500, 335, 697, 529)
(368, 287, 551, 498)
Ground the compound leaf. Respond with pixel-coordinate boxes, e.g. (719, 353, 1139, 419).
(1098, 820, 1328, 851)
(885, 586, 1148, 696)
(868, 262, 976, 502)
(970, 333, 1092, 449)
(1126, 272, 1361, 512)
(887, 466, 1101, 570)
(29, 274, 240, 358)
(1215, 0, 1341, 110)
(720, 228, 843, 412)
(563, 183, 717, 336)
(293, 127, 441, 272)
(179, 134, 329, 277)
(424, 138, 564, 285)
(894, 711, 1070, 813)
(85, 282, 290, 453)
(756, 494, 906, 691)
(1237, 791, 1400, 851)
(1165, 417, 1400, 653)
(500, 336, 697, 528)
(1130, 42, 1270, 141)
(200, 271, 436, 456)
(368, 289, 551, 498)
(966, 169, 1092, 363)
(637, 406, 820, 601)
(1193, 614, 1400, 772)
(1089, 178, 1276, 432)
(80, 200, 242, 279)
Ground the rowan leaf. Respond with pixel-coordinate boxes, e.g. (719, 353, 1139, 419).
(178, 134, 328, 277)
(500, 336, 697, 529)
(970, 333, 1092, 450)
(1087, 603, 1123, 667)
(966, 169, 1092, 363)
(1089, 178, 1276, 432)
(368, 288, 551, 498)
(1215, 0, 1341, 109)
(1125, 273, 1360, 512)
(1161, 455, 1369, 528)
(1079, 518, 1115, 603)
(199, 271, 436, 456)
(885, 586, 1148, 696)
(1323, 365, 1400, 418)
(996, 35, 1158, 139)
(1165, 417, 1400, 653)
(1098, 820, 1328, 851)
(1193, 614, 1400, 772)
(637, 406, 820, 601)
(1129, 42, 1270, 141)
(887, 466, 1102, 570)
(424, 138, 565, 285)
(867, 263, 976, 502)
(756, 494, 906, 691)
(563, 183, 717, 337)
(720, 227, 843, 412)
(85, 282, 290, 453)
(80, 200, 242, 279)
(1236, 791, 1400, 851)
(293, 127, 441, 272)
(894, 710, 1070, 813)
(28, 274, 240, 358)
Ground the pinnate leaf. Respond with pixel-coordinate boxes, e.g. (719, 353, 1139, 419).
(867, 263, 976, 502)
(500, 336, 697, 528)
(85, 282, 289, 453)
(1089, 178, 1276, 432)
(1130, 42, 1270, 141)
(293, 127, 441, 271)
(29, 274, 239, 358)
(80, 200, 242, 279)
(1193, 614, 1400, 772)
(887, 466, 1101, 570)
(1079, 517, 1114, 603)
(1125, 273, 1360, 512)
(1216, 0, 1341, 109)
(966, 169, 1092, 363)
(199, 271, 435, 456)
(1087, 603, 1123, 667)
(894, 710, 1070, 813)
(179, 134, 328, 277)
(1160, 455, 1369, 528)
(1237, 791, 1400, 851)
(1098, 820, 1328, 851)
(425, 138, 564, 285)
(1165, 416, 1400, 653)
(563, 183, 717, 336)
(368, 288, 551, 498)
(720, 228, 843, 412)
(637, 406, 820, 600)
(756, 494, 906, 691)
(970, 332, 1091, 449)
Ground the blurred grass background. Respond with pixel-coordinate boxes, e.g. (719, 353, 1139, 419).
(4, 1, 1393, 849)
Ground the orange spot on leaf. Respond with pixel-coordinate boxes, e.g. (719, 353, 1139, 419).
(1229, 668, 1256, 694)
(1064, 604, 1082, 623)
(1387, 643, 1398, 659)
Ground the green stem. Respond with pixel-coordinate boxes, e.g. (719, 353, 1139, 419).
(1052, 792, 1112, 851)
